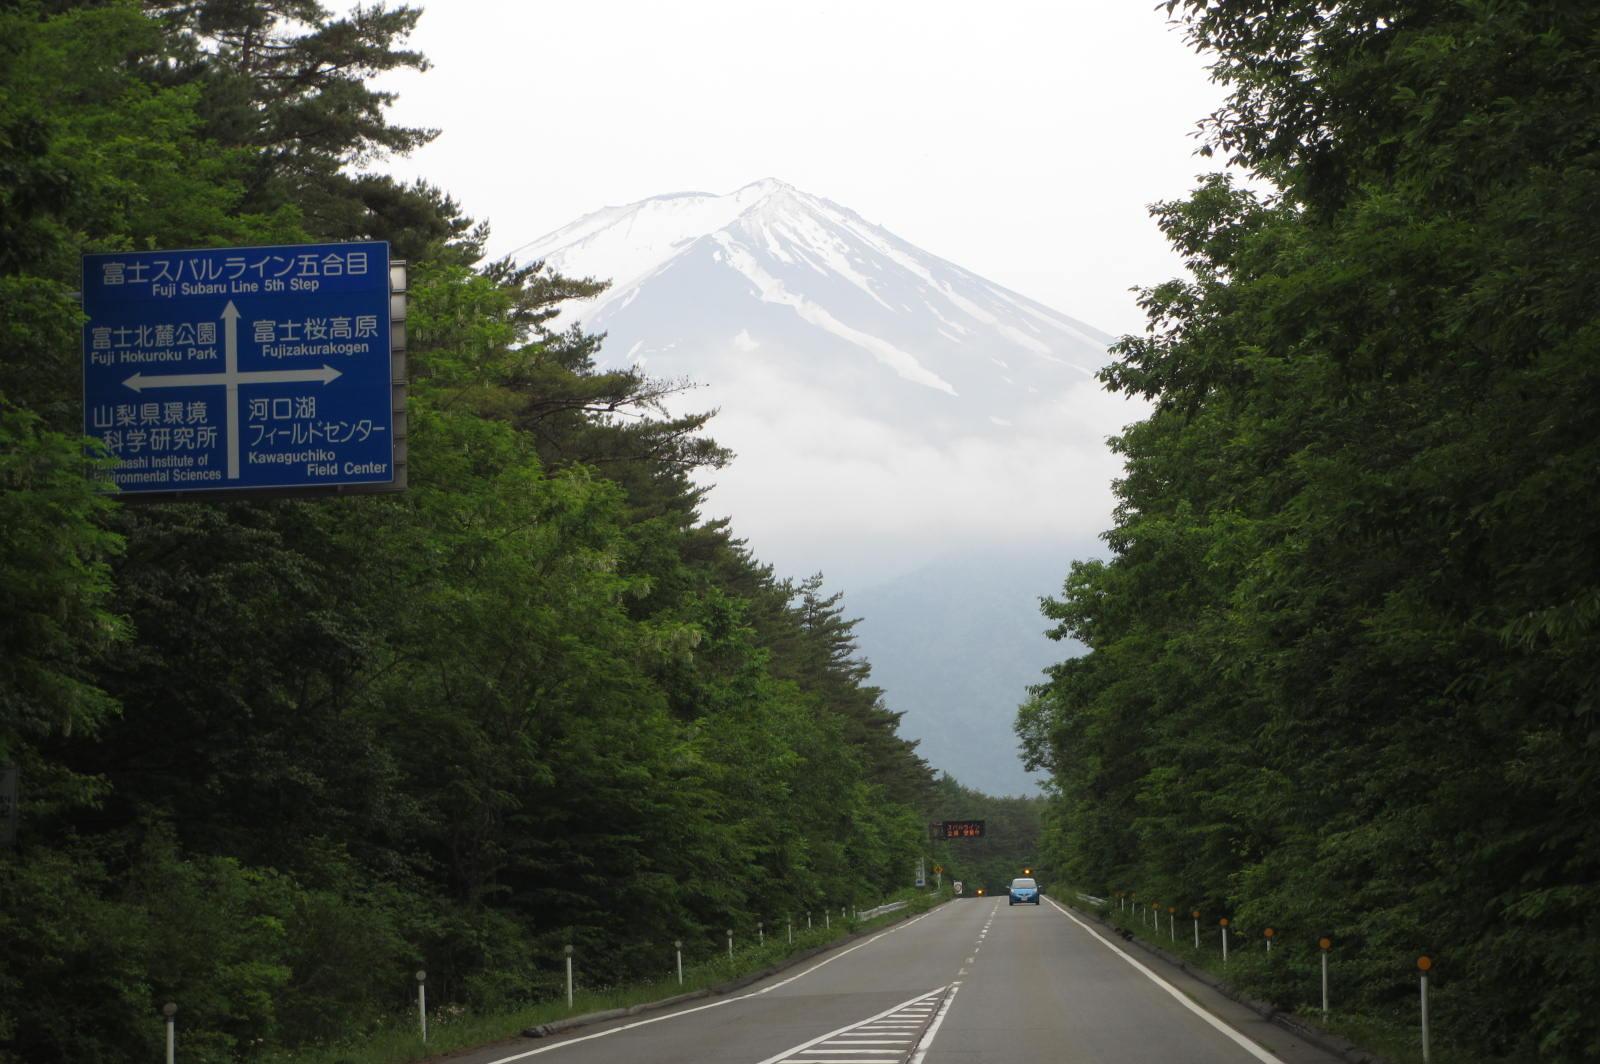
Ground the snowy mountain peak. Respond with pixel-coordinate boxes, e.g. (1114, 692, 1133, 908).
(736, 176, 794, 197)
(513, 180, 1116, 435)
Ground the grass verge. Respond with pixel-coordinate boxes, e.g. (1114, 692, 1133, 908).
(262, 888, 948, 1064)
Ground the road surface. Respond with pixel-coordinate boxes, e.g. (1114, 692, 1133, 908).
(444, 897, 1343, 1064)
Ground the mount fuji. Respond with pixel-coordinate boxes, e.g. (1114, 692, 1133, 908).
(514, 179, 1134, 795)
(518, 178, 1113, 438)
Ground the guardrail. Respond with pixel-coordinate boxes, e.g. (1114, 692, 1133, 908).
(856, 900, 910, 920)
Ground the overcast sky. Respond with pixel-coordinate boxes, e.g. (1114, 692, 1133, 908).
(374, 0, 1227, 339)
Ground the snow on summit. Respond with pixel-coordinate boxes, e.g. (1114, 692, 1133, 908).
(513, 179, 1116, 438)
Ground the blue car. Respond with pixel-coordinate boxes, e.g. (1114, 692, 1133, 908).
(1009, 877, 1040, 905)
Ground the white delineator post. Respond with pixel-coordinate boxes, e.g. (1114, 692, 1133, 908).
(163, 1003, 177, 1064)
(1418, 956, 1433, 1063)
(787, 917, 793, 945)
(726, 929, 733, 960)
(1168, 907, 1175, 941)
(415, 971, 427, 1042)
(825, 911, 830, 930)
(1319, 938, 1332, 1018)
(1220, 918, 1230, 965)
(1192, 910, 1200, 950)
(564, 945, 574, 1009)
(1265, 927, 1275, 953)
(675, 939, 683, 986)
(758, 920, 764, 946)
(807, 911, 812, 930)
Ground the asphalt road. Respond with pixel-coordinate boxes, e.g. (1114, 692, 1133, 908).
(443, 898, 1346, 1064)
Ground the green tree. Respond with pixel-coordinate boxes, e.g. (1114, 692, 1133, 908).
(1025, 3, 1600, 1059)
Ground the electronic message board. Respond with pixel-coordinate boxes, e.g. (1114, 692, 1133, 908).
(940, 820, 986, 839)
(82, 241, 398, 496)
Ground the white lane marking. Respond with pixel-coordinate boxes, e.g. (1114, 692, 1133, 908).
(477, 909, 951, 1063)
(831, 1034, 913, 1039)
(1044, 898, 1283, 1063)
(752, 987, 947, 1064)
(907, 981, 960, 1064)
(828, 1039, 911, 1044)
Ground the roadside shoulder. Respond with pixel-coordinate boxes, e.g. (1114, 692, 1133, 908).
(1058, 900, 1391, 1064)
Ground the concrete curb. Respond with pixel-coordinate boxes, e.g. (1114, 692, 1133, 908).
(517, 899, 953, 1041)
(1070, 904, 1392, 1064)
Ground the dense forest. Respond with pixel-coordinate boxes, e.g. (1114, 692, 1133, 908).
(1018, 3, 1600, 1061)
(0, 3, 984, 1060)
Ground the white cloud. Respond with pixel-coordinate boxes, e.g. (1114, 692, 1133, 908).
(674, 355, 1144, 588)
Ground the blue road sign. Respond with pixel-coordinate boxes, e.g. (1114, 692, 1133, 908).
(82, 241, 394, 494)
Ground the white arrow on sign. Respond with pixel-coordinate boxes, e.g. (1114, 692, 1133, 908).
(120, 301, 343, 479)
(123, 365, 339, 391)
